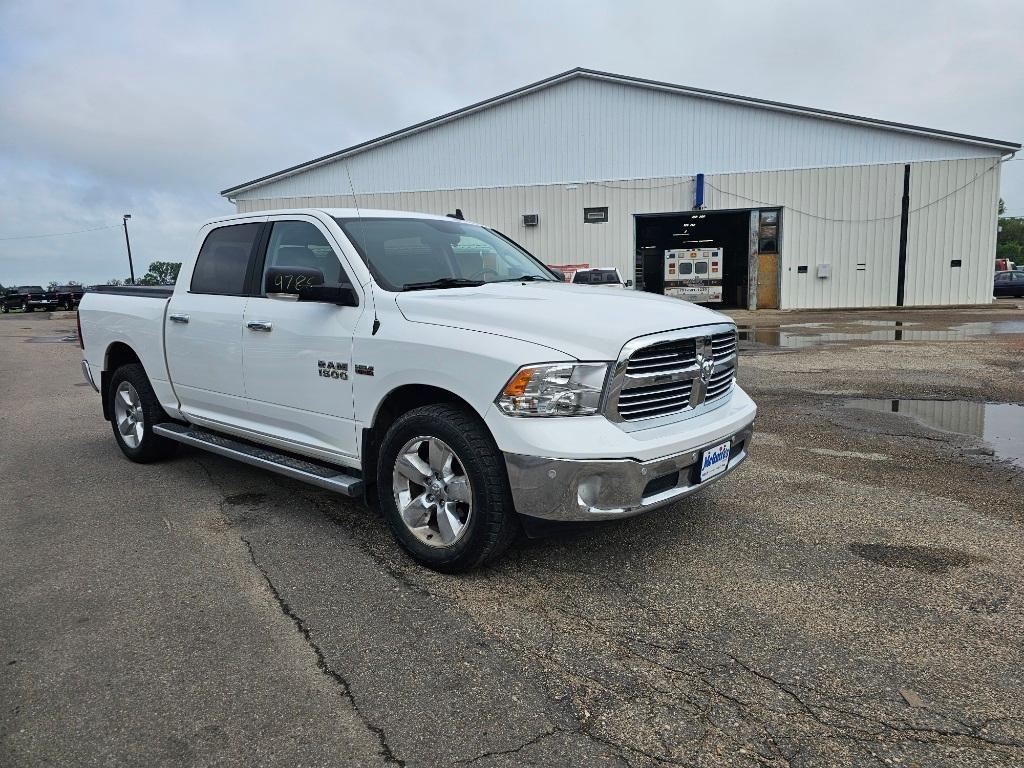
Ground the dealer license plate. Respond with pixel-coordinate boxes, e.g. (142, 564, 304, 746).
(698, 440, 731, 482)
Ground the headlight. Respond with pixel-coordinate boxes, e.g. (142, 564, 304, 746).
(496, 362, 608, 417)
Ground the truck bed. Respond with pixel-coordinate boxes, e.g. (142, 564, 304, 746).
(79, 288, 176, 416)
(86, 285, 174, 298)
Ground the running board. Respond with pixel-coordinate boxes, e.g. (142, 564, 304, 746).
(153, 423, 363, 497)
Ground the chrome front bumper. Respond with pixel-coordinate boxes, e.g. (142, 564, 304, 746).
(81, 359, 99, 392)
(504, 421, 754, 521)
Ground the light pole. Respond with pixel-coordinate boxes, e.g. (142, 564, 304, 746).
(122, 214, 136, 285)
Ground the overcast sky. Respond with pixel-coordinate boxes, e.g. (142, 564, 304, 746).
(1, 0, 1021, 286)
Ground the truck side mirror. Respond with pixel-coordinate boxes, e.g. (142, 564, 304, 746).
(625, 279, 634, 287)
(548, 268, 566, 282)
(297, 283, 359, 307)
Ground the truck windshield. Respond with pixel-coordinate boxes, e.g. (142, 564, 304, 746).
(335, 217, 555, 291)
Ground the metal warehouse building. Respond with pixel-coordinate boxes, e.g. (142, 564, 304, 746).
(222, 68, 1020, 310)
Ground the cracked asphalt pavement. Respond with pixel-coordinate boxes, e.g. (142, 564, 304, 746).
(2, 304, 1023, 767)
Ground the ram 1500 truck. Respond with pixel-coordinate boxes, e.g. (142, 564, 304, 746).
(78, 209, 756, 572)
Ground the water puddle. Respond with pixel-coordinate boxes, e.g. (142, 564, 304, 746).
(738, 319, 1024, 348)
(849, 543, 980, 574)
(844, 398, 1024, 468)
(24, 334, 78, 344)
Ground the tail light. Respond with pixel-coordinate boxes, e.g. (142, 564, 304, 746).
(76, 309, 84, 349)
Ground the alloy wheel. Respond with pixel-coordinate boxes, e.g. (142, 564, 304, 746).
(392, 436, 473, 547)
(113, 381, 145, 449)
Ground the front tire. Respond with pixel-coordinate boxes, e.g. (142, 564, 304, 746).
(1, 303, 7, 314)
(377, 404, 518, 572)
(109, 363, 179, 463)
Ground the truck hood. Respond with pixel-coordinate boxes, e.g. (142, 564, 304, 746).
(394, 282, 731, 360)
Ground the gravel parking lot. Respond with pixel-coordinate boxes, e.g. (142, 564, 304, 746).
(2, 304, 1023, 768)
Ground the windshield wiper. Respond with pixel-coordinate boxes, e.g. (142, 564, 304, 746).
(401, 277, 485, 292)
(493, 274, 553, 283)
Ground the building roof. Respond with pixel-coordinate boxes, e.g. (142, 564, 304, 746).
(221, 67, 1020, 198)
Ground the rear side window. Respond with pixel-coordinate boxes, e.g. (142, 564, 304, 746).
(191, 223, 261, 295)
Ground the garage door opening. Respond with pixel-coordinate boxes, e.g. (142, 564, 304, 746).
(634, 209, 777, 309)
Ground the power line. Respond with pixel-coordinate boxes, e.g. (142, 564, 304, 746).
(704, 161, 1000, 223)
(0, 224, 120, 242)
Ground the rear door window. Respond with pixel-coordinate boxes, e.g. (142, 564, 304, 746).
(191, 223, 261, 295)
(694, 262, 709, 275)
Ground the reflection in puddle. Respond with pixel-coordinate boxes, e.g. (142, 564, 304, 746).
(845, 398, 1024, 468)
(738, 319, 1024, 348)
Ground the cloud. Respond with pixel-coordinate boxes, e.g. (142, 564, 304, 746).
(0, 0, 1021, 285)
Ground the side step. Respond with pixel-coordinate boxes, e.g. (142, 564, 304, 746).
(153, 423, 364, 497)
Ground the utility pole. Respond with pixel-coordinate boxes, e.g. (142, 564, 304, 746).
(122, 214, 136, 284)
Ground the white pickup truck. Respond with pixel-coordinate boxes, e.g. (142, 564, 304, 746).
(78, 209, 756, 572)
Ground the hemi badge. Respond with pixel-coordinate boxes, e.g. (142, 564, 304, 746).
(355, 364, 375, 376)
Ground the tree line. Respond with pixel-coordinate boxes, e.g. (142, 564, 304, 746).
(1, 261, 182, 292)
(998, 199, 1024, 265)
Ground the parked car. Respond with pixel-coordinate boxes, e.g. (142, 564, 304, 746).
(571, 267, 632, 288)
(53, 285, 86, 310)
(1, 285, 58, 313)
(995, 270, 1024, 298)
(78, 209, 756, 572)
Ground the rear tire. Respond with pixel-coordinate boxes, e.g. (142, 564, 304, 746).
(23, 304, 32, 313)
(377, 404, 518, 572)
(109, 363, 179, 463)
(1, 303, 7, 314)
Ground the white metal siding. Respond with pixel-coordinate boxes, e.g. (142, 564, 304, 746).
(707, 165, 905, 309)
(232, 77, 999, 201)
(904, 157, 1001, 306)
(236, 158, 1001, 310)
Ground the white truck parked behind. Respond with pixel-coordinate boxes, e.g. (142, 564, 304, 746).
(78, 209, 756, 572)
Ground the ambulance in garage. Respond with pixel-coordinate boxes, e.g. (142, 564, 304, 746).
(663, 248, 724, 304)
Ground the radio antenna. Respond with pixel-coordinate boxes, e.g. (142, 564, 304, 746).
(341, 158, 379, 334)
(343, 161, 362, 218)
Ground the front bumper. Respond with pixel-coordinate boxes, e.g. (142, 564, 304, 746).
(504, 420, 754, 521)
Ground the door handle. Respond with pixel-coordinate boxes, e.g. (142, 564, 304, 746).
(169, 313, 190, 324)
(246, 321, 273, 332)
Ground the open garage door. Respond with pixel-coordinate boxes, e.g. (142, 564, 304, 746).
(634, 209, 781, 309)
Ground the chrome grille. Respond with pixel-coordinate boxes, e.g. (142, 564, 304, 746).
(625, 339, 697, 375)
(617, 379, 695, 419)
(710, 330, 737, 359)
(607, 325, 738, 423)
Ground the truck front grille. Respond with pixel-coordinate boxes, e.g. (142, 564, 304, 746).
(610, 326, 738, 423)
